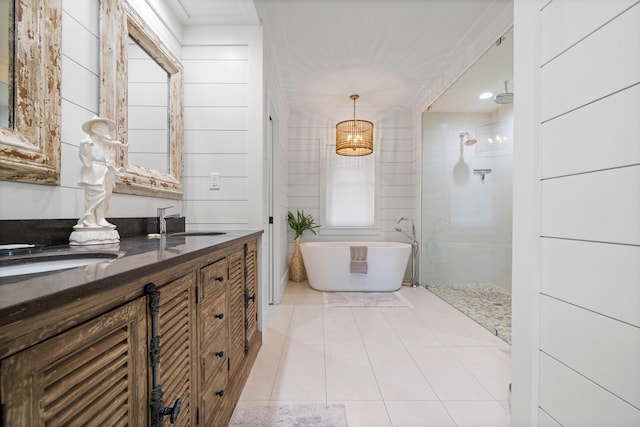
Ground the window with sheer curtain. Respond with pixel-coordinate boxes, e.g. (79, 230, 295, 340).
(323, 145, 376, 227)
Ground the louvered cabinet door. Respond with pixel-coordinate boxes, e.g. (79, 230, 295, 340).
(0, 297, 148, 426)
(244, 242, 258, 349)
(228, 250, 245, 376)
(157, 272, 196, 427)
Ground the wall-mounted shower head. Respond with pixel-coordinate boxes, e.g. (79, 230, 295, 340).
(459, 132, 477, 146)
(494, 80, 514, 104)
(394, 226, 402, 232)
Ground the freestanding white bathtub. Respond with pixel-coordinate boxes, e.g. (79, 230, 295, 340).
(300, 241, 411, 292)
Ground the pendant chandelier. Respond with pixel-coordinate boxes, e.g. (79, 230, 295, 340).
(336, 94, 374, 156)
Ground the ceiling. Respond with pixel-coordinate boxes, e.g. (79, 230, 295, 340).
(165, 0, 513, 121)
(429, 27, 513, 113)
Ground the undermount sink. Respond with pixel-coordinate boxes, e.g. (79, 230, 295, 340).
(0, 252, 120, 278)
(168, 231, 227, 237)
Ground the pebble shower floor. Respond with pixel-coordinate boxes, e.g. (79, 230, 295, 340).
(426, 283, 512, 345)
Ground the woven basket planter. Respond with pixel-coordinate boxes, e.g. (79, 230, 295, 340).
(289, 237, 306, 282)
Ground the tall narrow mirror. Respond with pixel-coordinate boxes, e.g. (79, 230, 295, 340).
(0, 0, 61, 185)
(127, 36, 170, 175)
(100, 0, 183, 199)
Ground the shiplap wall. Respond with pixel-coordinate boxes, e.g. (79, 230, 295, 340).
(517, 0, 640, 425)
(0, 0, 184, 220)
(181, 25, 263, 231)
(287, 111, 418, 255)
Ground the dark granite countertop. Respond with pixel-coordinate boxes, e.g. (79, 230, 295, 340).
(0, 230, 263, 328)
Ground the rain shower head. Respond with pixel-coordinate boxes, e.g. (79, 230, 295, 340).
(494, 80, 514, 104)
(459, 132, 477, 146)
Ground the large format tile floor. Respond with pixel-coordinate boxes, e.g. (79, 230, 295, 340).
(236, 281, 511, 426)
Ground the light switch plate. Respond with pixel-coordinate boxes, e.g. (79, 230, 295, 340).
(209, 173, 220, 190)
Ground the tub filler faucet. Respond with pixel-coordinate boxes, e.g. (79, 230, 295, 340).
(395, 217, 419, 288)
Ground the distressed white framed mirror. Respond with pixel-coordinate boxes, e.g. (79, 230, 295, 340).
(0, 0, 62, 185)
(100, 0, 184, 199)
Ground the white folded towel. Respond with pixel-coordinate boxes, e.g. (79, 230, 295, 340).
(350, 246, 368, 274)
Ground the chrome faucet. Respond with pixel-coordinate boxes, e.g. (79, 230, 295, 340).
(395, 217, 419, 288)
(395, 217, 417, 244)
(157, 206, 180, 235)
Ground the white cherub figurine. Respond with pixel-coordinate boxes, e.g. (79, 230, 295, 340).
(70, 117, 127, 246)
(76, 117, 127, 229)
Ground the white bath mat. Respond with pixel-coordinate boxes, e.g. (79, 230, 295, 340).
(323, 291, 411, 307)
(229, 404, 347, 427)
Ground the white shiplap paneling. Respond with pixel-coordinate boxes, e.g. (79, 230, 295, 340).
(60, 100, 97, 146)
(541, 166, 640, 245)
(184, 106, 248, 130)
(183, 177, 248, 201)
(287, 120, 418, 240)
(181, 25, 262, 232)
(541, 83, 640, 179)
(183, 153, 247, 177)
(184, 83, 248, 107)
(184, 200, 248, 224)
(541, 238, 640, 327)
(539, 353, 640, 426)
(63, 0, 99, 36)
(538, 409, 562, 427)
(61, 56, 99, 113)
(183, 60, 248, 83)
(540, 295, 640, 407)
(184, 130, 248, 154)
(540, 3, 640, 121)
(61, 11, 100, 74)
(181, 45, 248, 60)
(525, 2, 640, 425)
(540, 0, 638, 64)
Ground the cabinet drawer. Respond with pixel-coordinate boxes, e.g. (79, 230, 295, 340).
(201, 326, 228, 385)
(201, 365, 229, 424)
(200, 291, 227, 346)
(201, 258, 228, 301)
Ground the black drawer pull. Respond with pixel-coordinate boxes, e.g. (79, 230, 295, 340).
(215, 390, 225, 397)
(215, 276, 224, 282)
(214, 313, 224, 320)
(246, 294, 256, 303)
(215, 351, 225, 358)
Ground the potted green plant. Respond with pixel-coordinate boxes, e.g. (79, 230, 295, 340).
(287, 210, 320, 282)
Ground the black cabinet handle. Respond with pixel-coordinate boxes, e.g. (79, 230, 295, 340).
(246, 294, 256, 303)
(215, 390, 225, 397)
(215, 276, 224, 282)
(160, 398, 182, 424)
(214, 313, 224, 319)
(146, 284, 183, 426)
(215, 351, 225, 358)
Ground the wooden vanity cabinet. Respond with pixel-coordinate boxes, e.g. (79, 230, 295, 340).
(198, 256, 230, 426)
(153, 272, 197, 427)
(0, 297, 149, 426)
(244, 241, 258, 355)
(197, 241, 261, 426)
(0, 235, 261, 427)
